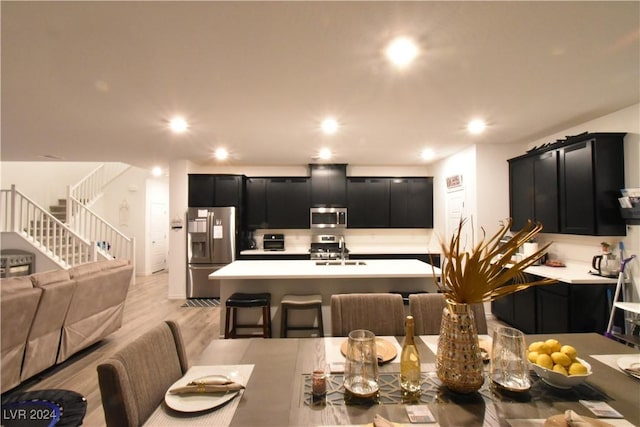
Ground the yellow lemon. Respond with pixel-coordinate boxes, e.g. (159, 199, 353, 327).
(551, 351, 572, 367)
(545, 339, 561, 353)
(561, 345, 577, 361)
(568, 362, 588, 376)
(553, 364, 568, 376)
(528, 351, 539, 363)
(528, 341, 544, 353)
(536, 353, 553, 370)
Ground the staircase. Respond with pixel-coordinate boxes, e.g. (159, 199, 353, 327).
(49, 198, 68, 222)
(1, 163, 135, 270)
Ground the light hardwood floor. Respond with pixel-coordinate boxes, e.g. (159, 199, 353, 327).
(6, 271, 220, 426)
(5, 272, 506, 426)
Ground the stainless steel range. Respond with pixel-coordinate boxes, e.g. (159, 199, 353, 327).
(309, 234, 348, 260)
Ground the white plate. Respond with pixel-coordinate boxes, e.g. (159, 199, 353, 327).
(165, 369, 244, 413)
(616, 355, 640, 377)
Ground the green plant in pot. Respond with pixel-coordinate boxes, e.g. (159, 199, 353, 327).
(435, 218, 555, 393)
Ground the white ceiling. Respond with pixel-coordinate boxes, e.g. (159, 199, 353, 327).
(2, 1, 639, 171)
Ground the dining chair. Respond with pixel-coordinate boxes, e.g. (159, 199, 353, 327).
(330, 293, 405, 336)
(97, 320, 188, 427)
(408, 293, 488, 335)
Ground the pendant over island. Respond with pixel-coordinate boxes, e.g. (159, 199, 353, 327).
(209, 259, 441, 337)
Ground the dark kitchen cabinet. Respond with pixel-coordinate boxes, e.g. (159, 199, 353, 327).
(508, 132, 625, 236)
(509, 151, 558, 232)
(536, 284, 570, 334)
(246, 178, 268, 229)
(558, 135, 625, 235)
(389, 178, 434, 228)
(188, 174, 244, 208)
(533, 151, 559, 233)
(536, 282, 616, 335)
(347, 178, 390, 228)
(491, 274, 537, 333)
(492, 274, 616, 334)
(509, 157, 534, 231)
(310, 164, 347, 207)
(266, 178, 310, 229)
(188, 174, 215, 207)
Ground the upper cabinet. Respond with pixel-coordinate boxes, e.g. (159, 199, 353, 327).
(348, 177, 434, 228)
(310, 164, 347, 207)
(188, 174, 244, 208)
(266, 178, 310, 229)
(347, 178, 390, 228)
(509, 151, 558, 232)
(389, 178, 434, 228)
(509, 132, 626, 236)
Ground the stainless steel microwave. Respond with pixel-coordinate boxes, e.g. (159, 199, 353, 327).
(310, 207, 347, 229)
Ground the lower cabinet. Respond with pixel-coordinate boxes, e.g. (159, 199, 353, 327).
(491, 280, 615, 334)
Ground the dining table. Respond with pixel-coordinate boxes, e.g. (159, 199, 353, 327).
(147, 333, 640, 426)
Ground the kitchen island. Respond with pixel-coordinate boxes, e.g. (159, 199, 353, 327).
(210, 259, 441, 337)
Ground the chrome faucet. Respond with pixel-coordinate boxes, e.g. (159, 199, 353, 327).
(339, 236, 346, 263)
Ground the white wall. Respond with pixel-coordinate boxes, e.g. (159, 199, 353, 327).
(168, 160, 189, 299)
(1, 162, 101, 209)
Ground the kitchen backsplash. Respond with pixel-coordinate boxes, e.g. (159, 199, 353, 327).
(250, 228, 439, 253)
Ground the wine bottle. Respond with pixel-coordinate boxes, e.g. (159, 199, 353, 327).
(400, 315, 421, 399)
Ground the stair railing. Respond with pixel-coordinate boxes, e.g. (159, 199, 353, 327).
(68, 162, 129, 209)
(1, 185, 96, 268)
(66, 196, 135, 265)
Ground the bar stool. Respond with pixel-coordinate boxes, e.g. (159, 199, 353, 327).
(280, 294, 324, 338)
(224, 292, 272, 338)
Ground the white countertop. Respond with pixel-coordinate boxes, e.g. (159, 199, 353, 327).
(210, 259, 441, 280)
(522, 261, 619, 284)
(239, 247, 438, 256)
(240, 249, 309, 255)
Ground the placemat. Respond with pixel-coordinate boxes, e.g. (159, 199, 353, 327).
(591, 354, 640, 373)
(144, 364, 254, 427)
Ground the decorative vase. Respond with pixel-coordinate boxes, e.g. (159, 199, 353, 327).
(436, 299, 484, 393)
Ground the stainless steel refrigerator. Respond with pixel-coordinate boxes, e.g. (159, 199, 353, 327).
(186, 206, 236, 298)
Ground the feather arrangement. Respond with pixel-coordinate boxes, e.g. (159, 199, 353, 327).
(436, 218, 556, 304)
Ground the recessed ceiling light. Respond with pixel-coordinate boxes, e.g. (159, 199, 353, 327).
(169, 116, 188, 134)
(421, 148, 435, 161)
(321, 117, 339, 135)
(215, 148, 229, 160)
(318, 148, 332, 160)
(385, 36, 419, 69)
(151, 166, 163, 177)
(467, 119, 486, 135)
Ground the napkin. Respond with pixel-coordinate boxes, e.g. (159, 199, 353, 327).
(169, 382, 245, 395)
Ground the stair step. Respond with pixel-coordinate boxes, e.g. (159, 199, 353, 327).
(50, 206, 66, 213)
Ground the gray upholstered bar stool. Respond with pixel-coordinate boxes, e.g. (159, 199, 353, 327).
(280, 294, 324, 338)
(224, 292, 272, 338)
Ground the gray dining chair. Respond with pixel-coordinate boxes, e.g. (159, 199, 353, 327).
(331, 293, 405, 336)
(97, 320, 188, 427)
(408, 293, 488, 335)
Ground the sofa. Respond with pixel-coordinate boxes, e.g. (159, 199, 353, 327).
(1, 259, 133, 393)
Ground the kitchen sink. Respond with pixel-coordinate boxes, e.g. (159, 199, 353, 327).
(314, 261, 367, 266)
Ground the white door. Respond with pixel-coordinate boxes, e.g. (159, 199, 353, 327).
(150, 202, 168, 273)
(445, 187, 467, 244)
